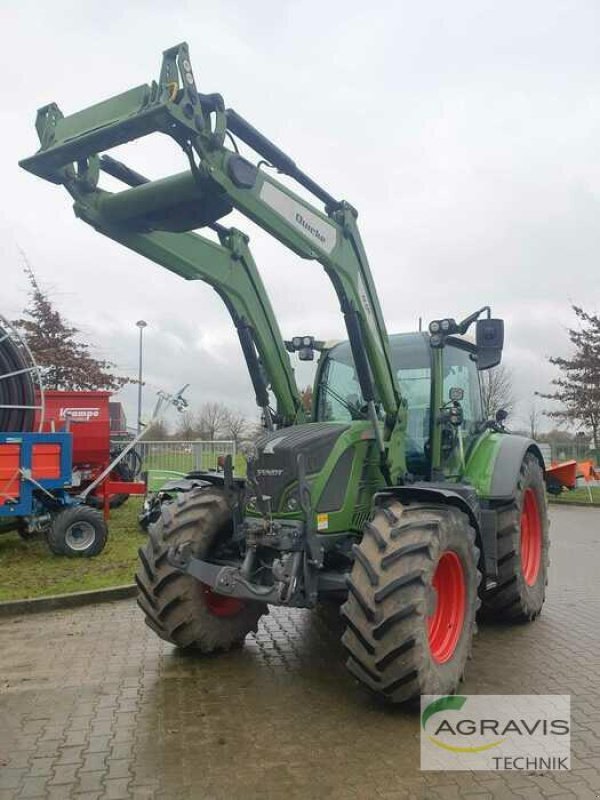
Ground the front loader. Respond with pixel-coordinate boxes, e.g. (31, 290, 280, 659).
(20, 43, 549, 703)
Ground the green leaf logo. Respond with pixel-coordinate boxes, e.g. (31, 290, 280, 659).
(422, 696, 505, 754)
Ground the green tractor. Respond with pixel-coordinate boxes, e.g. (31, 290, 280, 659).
(20, 43, 548, 703)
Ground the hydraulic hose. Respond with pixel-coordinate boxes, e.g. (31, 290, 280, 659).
(0, 322, 36, 432)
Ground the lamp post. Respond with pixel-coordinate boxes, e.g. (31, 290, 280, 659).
(136, 320, 147, 434)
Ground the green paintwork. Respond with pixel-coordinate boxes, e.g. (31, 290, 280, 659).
(259, 421, 377, 534)
(461, 430, 505, 497)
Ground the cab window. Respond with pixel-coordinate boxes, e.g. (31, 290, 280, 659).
(316, 334, 431, 473)
(316, 333, 484, 476)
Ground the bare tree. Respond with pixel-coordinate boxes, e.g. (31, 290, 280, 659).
(223, 409, 249, 445)
(528, 399, 541, 440)
(142, 418, 170, 441)
(175, 403, 252, 442)
(536, 427, 577, 444)
(197, 402, 228, 440)
(480, 365, 516, 420)
(175, 410, 198, 440)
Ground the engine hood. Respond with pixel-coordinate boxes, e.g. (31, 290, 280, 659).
(251, 422, 350, 508)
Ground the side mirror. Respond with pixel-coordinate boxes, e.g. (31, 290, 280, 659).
(476, 318, 504, 371)
(495, 408, 508, 424)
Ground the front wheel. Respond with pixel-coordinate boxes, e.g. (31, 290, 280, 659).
(341, 502, 480, 704)
(136, 487, 266, 652)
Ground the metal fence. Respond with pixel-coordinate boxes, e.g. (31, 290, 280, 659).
(126, 438, 597, 477)
(546, 442, 598, 465)
(131, 440, 237, 475)
(534, 441, 598, 466)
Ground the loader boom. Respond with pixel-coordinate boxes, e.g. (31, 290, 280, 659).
(20, 42, 406, 480)
(67, 159, 304, 427)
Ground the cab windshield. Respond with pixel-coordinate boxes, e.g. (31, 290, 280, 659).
(316, 333, 483, 474)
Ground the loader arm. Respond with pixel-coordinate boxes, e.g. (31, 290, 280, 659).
(19, 42, 406, 479)
(71, 166, 304, 427)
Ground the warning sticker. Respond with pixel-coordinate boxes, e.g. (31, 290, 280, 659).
(317, 513, 329, 531)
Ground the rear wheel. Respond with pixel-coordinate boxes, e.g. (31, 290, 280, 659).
(480, 453, 549, 621)
(341, 502, 480, 704)
(135, 487, 266, 652)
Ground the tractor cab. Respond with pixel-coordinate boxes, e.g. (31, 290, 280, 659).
(315, 332, 484, 478)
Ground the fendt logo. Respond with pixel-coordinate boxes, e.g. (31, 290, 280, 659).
(59, 407, 100, 422)
(256, 469, 284, 477)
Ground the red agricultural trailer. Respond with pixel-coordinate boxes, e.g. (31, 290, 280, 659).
(37, 390, 146, 514)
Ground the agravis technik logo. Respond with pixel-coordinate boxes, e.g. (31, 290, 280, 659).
(420, 695, 570, 771)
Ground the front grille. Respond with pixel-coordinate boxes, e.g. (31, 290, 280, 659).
(351, 509, 371, 531)
(252, 422, 350, 509)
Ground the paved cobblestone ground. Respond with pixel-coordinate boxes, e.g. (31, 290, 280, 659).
(1, 506, 599, 799)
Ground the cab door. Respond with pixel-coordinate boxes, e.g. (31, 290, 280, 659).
(440, 341, 484, 477)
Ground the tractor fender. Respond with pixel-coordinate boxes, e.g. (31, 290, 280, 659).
(487, 435, 545, 501)
(375, 484, 480, 534)
(374, 484, 498, 581)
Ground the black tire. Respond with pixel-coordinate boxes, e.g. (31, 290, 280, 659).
(545, 477, 562, 496)
(138, 493, 172, 533)
(341, 502, 480, 704)
(110, 493, 129, 509)
(17, 521, 39, 541)
(136, 487, 266, 652)
(47, 506, 108, 557)
(480, 454, 549, 621)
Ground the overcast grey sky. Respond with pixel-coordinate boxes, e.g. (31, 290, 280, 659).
(2, 0, 599, 431)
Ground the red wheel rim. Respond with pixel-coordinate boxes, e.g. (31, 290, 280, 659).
(427, 551, 466, 664)
(201, 584, 246, 618)
(520, 488, 542, 586)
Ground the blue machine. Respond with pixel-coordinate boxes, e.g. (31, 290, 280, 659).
(0, 431, 108, 557)
(0, 431, 73, 517)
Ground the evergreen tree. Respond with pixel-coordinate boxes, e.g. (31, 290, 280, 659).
(538, 305, 600, 453)
(13, 263, 132, 391)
